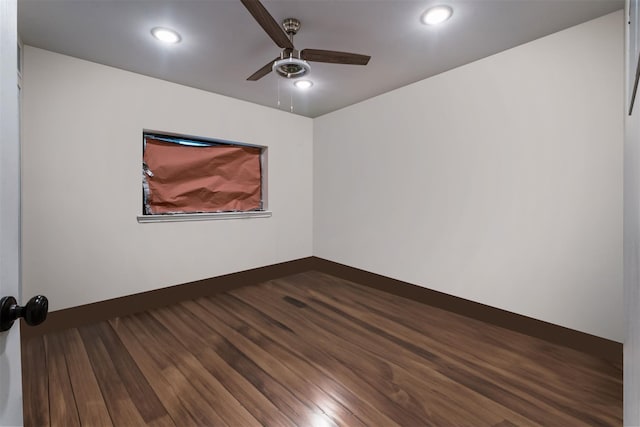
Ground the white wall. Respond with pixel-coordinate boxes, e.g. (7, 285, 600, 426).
(21, 47, 313, 311)
(624, 0, 640, 422)
(314, 12, 623, 342)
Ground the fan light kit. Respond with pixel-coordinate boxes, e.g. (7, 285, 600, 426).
(421, 5, 453, 25)
(151, 27, 181, 44)
(273, 54, 311, 79)
(294, 80, 313, 90)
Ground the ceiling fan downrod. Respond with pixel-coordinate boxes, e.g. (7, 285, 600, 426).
(272, 18, 310, 79)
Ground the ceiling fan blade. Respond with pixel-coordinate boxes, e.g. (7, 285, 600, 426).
(247, 58, 278, 81)
(240, 0, 294, 50)
(301, 49, 370, 65)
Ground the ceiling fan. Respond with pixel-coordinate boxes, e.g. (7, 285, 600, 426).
(240, 0, 371, 81)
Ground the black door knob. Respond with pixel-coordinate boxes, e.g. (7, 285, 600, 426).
(0, 295, 48, 332)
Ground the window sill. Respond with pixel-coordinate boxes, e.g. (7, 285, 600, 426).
(137, 211, 272, 223)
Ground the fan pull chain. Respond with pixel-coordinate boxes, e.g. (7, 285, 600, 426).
(275, 79, 294, 113)
(277, 79, 281, 108)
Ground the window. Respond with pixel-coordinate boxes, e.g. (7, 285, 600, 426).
(139, 131, 270, 222)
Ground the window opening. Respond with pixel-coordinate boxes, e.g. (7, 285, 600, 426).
(142, 132, 266, 216)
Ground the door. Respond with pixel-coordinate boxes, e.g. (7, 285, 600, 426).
(0, 0, 23, 425)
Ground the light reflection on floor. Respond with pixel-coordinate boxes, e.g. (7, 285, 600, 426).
(311, 411, 335, 427)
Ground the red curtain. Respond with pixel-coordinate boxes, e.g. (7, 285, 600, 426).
(144, 138, 262, 214)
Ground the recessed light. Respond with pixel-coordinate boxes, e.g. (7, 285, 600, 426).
(151, 27, 181, 44)
(294, 80, 313, 90)
(421, 5, 453, 25)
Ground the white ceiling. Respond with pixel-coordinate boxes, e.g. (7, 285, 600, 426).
(18, 0, 623, 118)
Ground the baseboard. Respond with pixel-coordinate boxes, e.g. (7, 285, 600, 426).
(311, 257, 622, 364)
(22, 255, 622, 364)
(20, 257, 317, 340)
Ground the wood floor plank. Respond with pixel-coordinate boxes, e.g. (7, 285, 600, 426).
(237, 280, 591, 426)
(179, 299, 354, 427)
(200, 293, 434, 426)
(291, 274, 623, 422)
(81, 321, 174, 425)
(310, 271, 622, 382)
(131, 310, 262, 427)
(58, 329, 113, 427)
(108, 317, 202, 426)
(145, 414, 178, 427)
(76, 325, 147, 426)
(21, 337, 49, 427)
(260, 279, 584, 424)
(23, 271, 622, 426)
(43, 332, 81, 427)
(114, 313, 237, 426)
(267, 276, 621, 425)
(299, 272, 623, 414)
(121, 311, 265, 426)
(196, 298, 396, 426)
(229, 284, 531, 426)
(149, 304, 298, 427)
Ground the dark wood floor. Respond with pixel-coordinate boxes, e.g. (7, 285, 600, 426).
(21, 271, 622, 426)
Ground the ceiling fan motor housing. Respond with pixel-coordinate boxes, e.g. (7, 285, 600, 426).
(283, 18, 301, 35)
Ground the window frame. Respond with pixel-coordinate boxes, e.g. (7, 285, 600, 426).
(137, 129, 271, 223)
